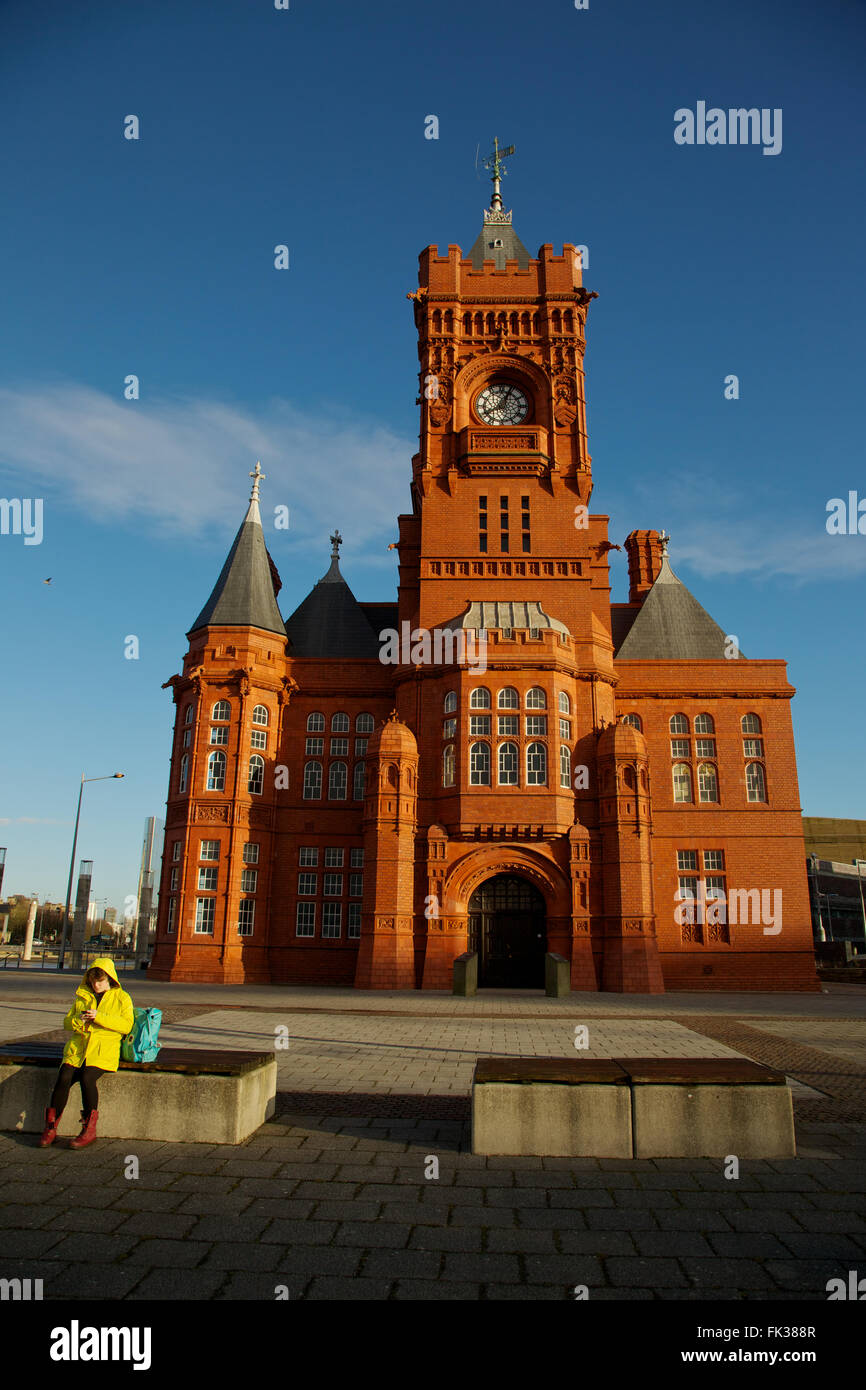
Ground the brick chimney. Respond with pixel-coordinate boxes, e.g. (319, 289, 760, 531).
(624, 530, 664, 603)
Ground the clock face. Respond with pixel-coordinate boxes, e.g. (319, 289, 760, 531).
(475, 383, 529, 426)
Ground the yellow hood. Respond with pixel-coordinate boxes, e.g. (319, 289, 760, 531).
(82, 956, 121, 986)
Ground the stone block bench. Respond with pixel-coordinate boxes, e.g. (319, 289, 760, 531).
(471, 1056, 795, 1158)
(472, 1057, 633, 1157)
(614, 1056, 795, 1159)
(0, 1043, 277, 1145)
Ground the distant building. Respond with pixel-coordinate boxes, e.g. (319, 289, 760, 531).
(138, 817, 164, 935)
(803, 818, 866, 953)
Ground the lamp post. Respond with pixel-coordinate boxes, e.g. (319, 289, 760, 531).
(809, 854, 825, 943)
(58, 773, 124, 970)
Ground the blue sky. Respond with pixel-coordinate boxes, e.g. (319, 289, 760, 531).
(1, 0, 864, 915)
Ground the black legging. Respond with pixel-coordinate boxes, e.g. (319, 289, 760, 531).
(50, 1062, 106, 1116)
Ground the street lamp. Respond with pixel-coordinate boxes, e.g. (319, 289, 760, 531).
(58, 773, 124, 970)
(809, 853, 825, 943)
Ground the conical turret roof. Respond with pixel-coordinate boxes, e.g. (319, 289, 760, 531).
(284, 532, 381, 659)
(615, 554, 741, 660)
(188, 464, 285, 637)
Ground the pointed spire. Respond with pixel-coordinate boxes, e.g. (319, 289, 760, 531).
(469, 136, 530, 271)
(284, 532, 380, 657)
(187, 466, 285, 637)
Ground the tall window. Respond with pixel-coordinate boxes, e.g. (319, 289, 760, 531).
(307, 712, 325, 732)
(498, 687, 519, 709)
(442, 744, 456, 787)
(166, 898, 176, 934)
(698, 763, 719, 803)
(746, 762, 767, 803)
(353, 762, 366, 800)
(248, 755, 264, 795)
(558, 692, 572, 715)
(622, 713, 642, 731)
(469, 713, 491, 736)
(212, 700, 230, 722)
(252, 705, 269, 727)
(194, 899, 215, 934)
(526, 742, 547, 785)
(238, 900, 255, 937)
(444, 691, 457, 713)
(500, 495, 509, 553)
(303, 762, 322, 799)
(296, 903, 315, 937)
(331, 712, 349, 733)
(694, 713, 714, 734)
(470, 742, 490, 785)
(672, 763, 693, 803)
(560, 745, 571, 789)
(470, 688, 491, 709)
(328, 762, 348, 799)
(184, 704, 194, 724)
(526, 687, 546, 708)
(478, 495, 488, 553)
(498, 742, 518, 785)
(521, 495, 530, 552)
(206, 751, 226, 791)
(741, 713, 762, 735)
(178, 754, 189, 794)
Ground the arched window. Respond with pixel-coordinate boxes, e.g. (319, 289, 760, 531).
(558, 692, 571, 715)
(560, 745, 571, 788)
(178, 754, 189, 794)
(212, 700, 230, 722)
(356, 712, 374, 733)
(207, 751, 226, 792)
(470, 688, 491, 709)
(353, 762, 366, 800)
(328, 762, 348, 799)
(527, 742, 547, 785)
(331, 712, 349, 733)
(669, 713, 689, 735)
(526, 687, 546, 709)
(698, 763, 718, 803)
(248, 755, 264, 795)
(622, 713, 642, 731)
(672, 762, 693, 803)
(303, 762, 322, 799)
(741, 713, 762, 734)
(184, 705, 194, 724)
(694, 713, 714, 735)
(444, 691, 457, 714)
(746, 762, 767, 803)
(498, 742, 518, 785)
(252, 705, 269, 727)
(307, 712, 325, 733)
(442, 744, 456, 787)
(498, 687, 519, 709)
(469, 742, 490, 785)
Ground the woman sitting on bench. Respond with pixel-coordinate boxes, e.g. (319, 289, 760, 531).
(38, 956, 134, 1150)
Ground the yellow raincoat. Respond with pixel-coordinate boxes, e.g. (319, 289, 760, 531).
(61, 957, 135, 1072)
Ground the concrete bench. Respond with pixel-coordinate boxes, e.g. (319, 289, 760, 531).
(472, 1058, 633, 1157)
(0, 1043, 277, 1145)
(614, 1057, 795, 1159)
(471, 1056, 795, 1158)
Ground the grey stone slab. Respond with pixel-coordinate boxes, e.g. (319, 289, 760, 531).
(113, 1212, 199, 1239)
(311, 1201, 381, 1222)
(654, 1210, 736, 1232)
(187, 1214, 272, 1242)
(168, 1175, 242, 1194)
(40, 1232, 142, 1263)
(393, 1279, 479, 1300)
(243, 1198, 316, 1220)
(557, 1231, 638, 1256)
(109, 1189, 189, 1213)
(0, 1203, 63, 1229)
(446, 1207, 518, 1228)
(408, 1226, 483, 1252)
(217, 1272, 296, 1300)
(585, 1210, 660, 1231)
(332, 1222, 411, 1249)
(37, 1264, 148, 1301)
(633, 1233, 715, 1257)
(259, 1219, 338, 1246)
(486, 1188, 548, 1208)
(706, 1232, 791, 1257)
(484, 1228, 557, 1253)
(40, 1208, 129, 1234)
(518, 1209, 589, 1230)
(378, 1202, 449, 1226)
(722, 1209, 805, 1233)
(292, 1181, 358, 1200)
(266, 1246, 367, 1276)
(776, 1232, 865, 1260)
(546, 1190, 616, 1209)
(440, 1253, 521, 1283)
(523, 1254, 605, 1286)
(483, 1284, 568, 1299)
(274, 1163, 341, 1181)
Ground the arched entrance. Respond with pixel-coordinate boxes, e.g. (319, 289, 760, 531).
(468, 874, 547, 988)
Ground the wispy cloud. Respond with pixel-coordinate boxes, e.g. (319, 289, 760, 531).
(0, 384, 413, 561)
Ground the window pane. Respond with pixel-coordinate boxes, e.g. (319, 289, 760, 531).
(200, 840, 219, 860)
(212, 701, 230, 721)
(703, 849, 725, 871)
(350, 848, 364, 868)
(559, 718, 571, 740)
(470, 688, 491, 709)
(469, 742, 490, 785)
(669, 714, 689, 735)
(676, 850, 698, 871)
(328, 762, 347, 799)
(442, 745, 456, 787)
(743, 738, 764, 757)
(498, 715, 518, 737)
(526, 687, 546, 708)
(252, 705, 269, 726)
(324, 848, 344, 867)
(526, 742, 547, 785)
(356, 713, 374, 733)
(296, 902, 315, 937)
(670, 739, 689, 758)
(305, 737, 324, 755)
(698, 763, 719, 803)
(741, 713, 761, 734)
(299, 847, 318, 866)
(307, 712, 325, 732)
(207, 752, 226, 791)
(331, 712, 349, 733)
(526, 715, 547, 736)
(622, 713, 642, 731)
(324, 873, 343, 896)
(353, 762, 366, 800)
(197, 867, 218, 891)
(746, 762, 767, 802)
(303, 762, 322, 799)
(240, 869, 257, 893)
(248, 756, 264, 795)
(330, 737, 349, 755)
(442, 719, 456, 739)
(298, 873, 317, 895)
(470, 714, 491, 736)
(672, 763, 693, 803)
(444, 691, 457, 713)
(694, 713, 714, 734)
(498, 742, 518, 785)
(251, 729, 267, 750)
(560, 745, 571, 788)
(243, 842, 259, 863)
(209, 726, 228, 745)
(238, 900, 255, 936)
(558, 692, 571, 714)
(498, 687, 519, 708)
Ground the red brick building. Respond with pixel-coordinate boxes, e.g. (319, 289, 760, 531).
(150, 179, 818, 993)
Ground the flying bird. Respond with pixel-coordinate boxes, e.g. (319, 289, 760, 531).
(44, 578, 52, 584)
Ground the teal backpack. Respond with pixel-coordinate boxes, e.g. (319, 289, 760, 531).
(121, 1006, 163, 1063)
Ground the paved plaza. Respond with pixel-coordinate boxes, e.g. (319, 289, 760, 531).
(1, 972, 865, 1300)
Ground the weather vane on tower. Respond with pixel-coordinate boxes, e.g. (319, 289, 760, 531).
(481, 136, 515, 220)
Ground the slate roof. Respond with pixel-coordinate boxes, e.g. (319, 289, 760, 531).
(614, 555, 741, 660)
(284, 552, 381, 659)
(468, 216, 531, 271)
(188, 496, 286, 637)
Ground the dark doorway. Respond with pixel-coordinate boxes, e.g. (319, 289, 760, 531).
(468, 874, 547, 988)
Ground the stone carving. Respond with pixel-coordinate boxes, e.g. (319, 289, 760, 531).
(553, 375, 577, 426)
(195, 804, 230, 823)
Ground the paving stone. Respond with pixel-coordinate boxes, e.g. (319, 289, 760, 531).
(303, 1277, 394, 1300)
(188, 1214, 272, 1242)
(360, 1249, 443, 1279)
(486, 1188, 548, 1208)
(199, 1241, 283, 1271)
(547, 1190, 616, 1209)
(633, 1232, 714, 1257)
(679, 1258, 779, 1290)
(611, 1190, 681, 1209)
(393, 1279, 482, 1299)
(704, 1232, 790, 1257)
(113, 1212, 199, 1239)
(260, 1218, 339, 1246)
(126, 1269, 229, 1300)
(109, 1189, 189, 1213)
(311, 1201, 381, 1222)
(557, 1231, 637, 1256)
(440, 1253, 521, 1283)
(654, 1210, 735, 1232)
(378, 1202, 448, 1226)
(333, 1221, 411, 1249)
(275, 1163, 341, 1181)
(483, 1283, 568, 1299)
(518, 1209, 588, 1231)
(37, 1264, 148, 1300)
(292, 1181, 358, 1201)
(764, 1258, 849, 1292)
(42, 1233, 142, 1263)
(240, 1198, 315, 1221)
(585, 1210, 660, 1231)
(776, 1232, 865, 1260)
(0, 1203, 63, 1229)
(484, 1228, 557, 1253)
(606, 1257, 688, 1288)
(216, 1271, 295, 1299)
(446, 1206, 518, 1228)
(271, 1246, 366, 1277)
(408, 1226, 483, 1252)
(169, 1175, 242, 1194)
(721, 1210, 804, 1234)
(335, 1165, 396, 1183)
(124, 1238, 212, 1267)
(524, 1254, 605, 1286)
(40, 1208, 130, 1234)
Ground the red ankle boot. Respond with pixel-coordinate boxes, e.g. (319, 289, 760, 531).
(69, 1109, 99, 1149)
(38, 1107, 63, 1147)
